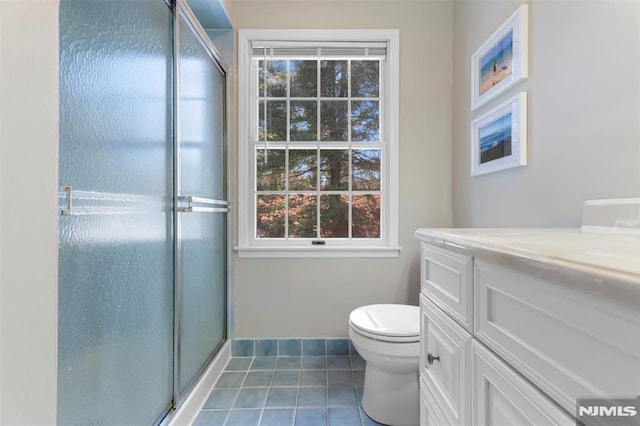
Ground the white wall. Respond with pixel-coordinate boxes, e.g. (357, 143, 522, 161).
(0, 0, 59, 424)
(452, 0, 640, 227)
(226, 0, 454, 337)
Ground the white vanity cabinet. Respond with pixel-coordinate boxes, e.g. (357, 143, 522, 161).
(416, 228, 640, 426)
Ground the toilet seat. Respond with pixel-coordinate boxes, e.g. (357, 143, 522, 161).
(349, 304, 419, 343)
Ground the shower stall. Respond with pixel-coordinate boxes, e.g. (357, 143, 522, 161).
(57, 0, 229, 423)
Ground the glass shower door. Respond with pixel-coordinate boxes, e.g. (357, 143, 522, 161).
(175, 8, 228, 393)
(57, 0, 174, 424)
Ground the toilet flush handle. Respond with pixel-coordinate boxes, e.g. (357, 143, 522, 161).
(427, 353, 440, 365)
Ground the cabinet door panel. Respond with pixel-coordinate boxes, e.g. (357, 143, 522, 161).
(472, 340, 574, 426)
(475, 259, 640, 414)
(421, 378, 453, 426)
(420, 295, 472, 425)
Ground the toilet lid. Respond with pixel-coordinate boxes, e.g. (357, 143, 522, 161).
(349, 304, 420, 341)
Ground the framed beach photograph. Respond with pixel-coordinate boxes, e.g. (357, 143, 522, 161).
(471, 92, 527, 176)
(471, 4, 528, 110)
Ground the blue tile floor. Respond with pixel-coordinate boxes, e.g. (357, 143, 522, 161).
(193, 354, 384, 425)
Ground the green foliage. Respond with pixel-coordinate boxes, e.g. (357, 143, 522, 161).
(255, 59, 382, 239)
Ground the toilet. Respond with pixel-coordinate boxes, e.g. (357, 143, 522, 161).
(349, 304, 420, 426)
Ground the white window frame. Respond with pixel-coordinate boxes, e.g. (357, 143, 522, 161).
(236, 29, 400, 258)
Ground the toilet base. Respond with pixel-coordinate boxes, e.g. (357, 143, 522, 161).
(361, 363, 419, 426)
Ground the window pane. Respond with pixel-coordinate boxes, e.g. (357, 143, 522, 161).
(258, 100, 287, 141)
(321, 60, 348, 97)
(258, 100, 264, 141)
(320, 195, 348, 238)
(320, 149, 348, 191)
(257, 195, 285, 238)
(352, 194, 380, 238)
(259, 60, 287, 97)
(351, 60, 379, 97)
(290, 101, 317, 141)
(289, 194, 317, 238)
(352, 149, 380, 191)
(320, 101, 348, 141)
(288, 149, 317, 190)
(256, 149, 285, 191)
(290, 60, 317, 97)
(351, 101, 379, 141)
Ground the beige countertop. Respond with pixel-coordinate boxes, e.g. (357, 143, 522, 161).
(415, 228, 640, 285)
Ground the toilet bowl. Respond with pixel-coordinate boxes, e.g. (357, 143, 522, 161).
(348, 304, 420, 426)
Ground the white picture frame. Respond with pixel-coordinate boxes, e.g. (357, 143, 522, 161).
(471, 4, 528, 110)
(471, 92, 527, 176)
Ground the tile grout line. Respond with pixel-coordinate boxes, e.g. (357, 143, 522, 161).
(325, 360, 330, 426)
(293, 360, 301, 426)
(198, 352, 371, 426)
(222, 368, 246, 426)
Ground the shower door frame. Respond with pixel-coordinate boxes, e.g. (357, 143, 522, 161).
(56, 0, 229, 423)
(171, 0, 229, 415)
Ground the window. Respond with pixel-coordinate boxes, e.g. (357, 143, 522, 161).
(237, 30, 399, 258)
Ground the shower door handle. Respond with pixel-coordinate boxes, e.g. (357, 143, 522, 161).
(60, 186, 73, 215)
(177, 195, 228, 213)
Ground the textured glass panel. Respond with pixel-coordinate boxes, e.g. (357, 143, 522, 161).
(180, 24, 226, 200)
(58, 214, 174, 425)
(288, 150, 317, 190)
(257, 195, 285, 238)
(351, 60, 379, 97)
(320, 195, 349, 238)
(257, 149, 285, 191)
(259, 60, 287, 97)
(58, 1, 172, 196)
(290, 101, 317, 141)
(259, 100, 287, 141)
(321, 60, 348, 97)
(352, 149, 380, 191)
(320, 101, 348, 141)
(352, 194, 380, 238)
(351, 101, 379, 142)
(289, 194, 317, 238)
(178, 14, 227, 392)
(180, 212, 226, 392)
(320, 149, 348, 191)
(290, 60, 317, 97)
(58, 0, 173, 424)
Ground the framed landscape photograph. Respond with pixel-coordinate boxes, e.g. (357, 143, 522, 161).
(471, 92, 527, 176)
(471, 4, 528, 110)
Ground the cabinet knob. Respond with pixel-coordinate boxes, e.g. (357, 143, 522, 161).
(427, 353, 440, 365)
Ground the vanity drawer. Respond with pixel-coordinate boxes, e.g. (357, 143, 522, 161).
(420, 378, 452, 426)
(472, 340, 574, 425)
(475, 259, 640, 415)
(420, 294, 472, 426)
(421, 243, 473, 332)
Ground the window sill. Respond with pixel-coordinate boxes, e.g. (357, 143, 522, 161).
(234, 246, 402, 259)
